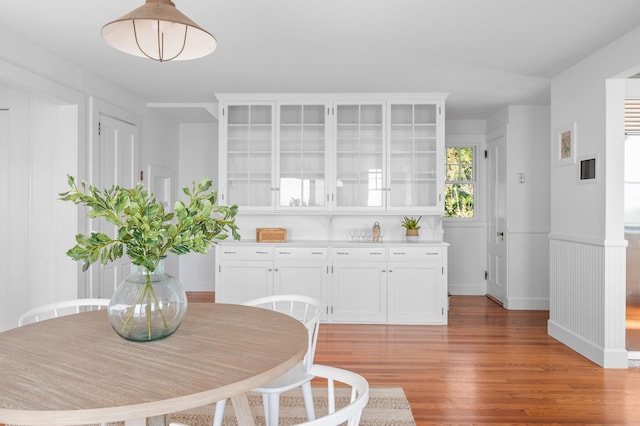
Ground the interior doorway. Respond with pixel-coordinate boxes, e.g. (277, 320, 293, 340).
(624, 131, 640, 354)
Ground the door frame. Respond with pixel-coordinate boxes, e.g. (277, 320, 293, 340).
(86, 97, 141, 298)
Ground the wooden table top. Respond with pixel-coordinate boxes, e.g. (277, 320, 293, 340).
(0, 303, 308, 425)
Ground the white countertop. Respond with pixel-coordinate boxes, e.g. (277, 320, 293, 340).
(215, 239, 449, 246)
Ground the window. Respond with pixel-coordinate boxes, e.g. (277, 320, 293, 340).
(445, 147, 475, 218)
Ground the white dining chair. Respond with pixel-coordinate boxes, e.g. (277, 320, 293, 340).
(17, 298, 111, 426)
(295, 364, 369, 426)
(172, 365, 369, 426)
(213, 294, 323, 426)
(18, 298, 110, 326)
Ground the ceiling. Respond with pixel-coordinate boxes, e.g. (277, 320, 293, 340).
(3, 0, 640, 120)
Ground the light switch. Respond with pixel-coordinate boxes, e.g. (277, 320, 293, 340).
(518, 173, 525, 184)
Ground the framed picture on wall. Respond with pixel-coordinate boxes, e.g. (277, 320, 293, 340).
(556, 122, 577, 166)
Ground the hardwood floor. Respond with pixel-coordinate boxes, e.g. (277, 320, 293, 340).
(313, 296, 640, 425)
(627, 294, 640, 351)
(195, 293, 640, 425)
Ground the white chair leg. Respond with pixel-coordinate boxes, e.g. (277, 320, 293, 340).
(212, 399, 227, 426)
(301, 381, 316, 421)
(327, 378, 336, 414)
(261, 393, 270, 425)
(264, 393, 280, 426)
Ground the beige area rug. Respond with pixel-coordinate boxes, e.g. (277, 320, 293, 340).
(164, 386, 416, 426)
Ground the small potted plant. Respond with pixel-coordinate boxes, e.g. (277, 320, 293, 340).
(401, 216, 422, 242)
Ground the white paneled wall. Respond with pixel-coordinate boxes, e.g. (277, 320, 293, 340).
(506, 231, 549, 309)
(548, 236, 627, 367)
(0, 86, 78, 331)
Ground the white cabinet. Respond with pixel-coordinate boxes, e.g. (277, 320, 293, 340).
(218, 94, 447, 214)
(215, 246, 274, 303)
(215, 245, 329, 315)
(220, 103, 275, 209)
(333, 102, 386, 209)
(387, 102, 443, 211)
(386, 245, 448, 324)
(330, 247, 387, 323)
(219, 99, 330, 211)
(332, 100, 445, 212)
(278, 103, 330, 209)
(273, 247, 329, 320)
(215, 242, 448, 324)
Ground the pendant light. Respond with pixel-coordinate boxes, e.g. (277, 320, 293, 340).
(101, 0, 216, 62)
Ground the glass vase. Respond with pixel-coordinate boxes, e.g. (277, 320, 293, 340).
(108, 258, 188, 341)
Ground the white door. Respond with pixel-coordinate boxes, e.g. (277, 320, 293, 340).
(90, 113, 138, 299)
(486, 131, 507, 305)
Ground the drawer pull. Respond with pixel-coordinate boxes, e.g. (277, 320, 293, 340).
(311, 252, 324, 255)
(369, 252, 383, 255)
(426, 252, 439, 255)
(336, 251, 349, 255)
(256, 251, 270, 255)
(223, 251, 236, 254)
(278, 251, 292, 255)
(392, 252, 406, 255)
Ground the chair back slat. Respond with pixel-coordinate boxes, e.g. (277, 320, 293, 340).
(243, 294, 323, 370)
(18, 298, 110, 327)
(295, 364, 369, 426)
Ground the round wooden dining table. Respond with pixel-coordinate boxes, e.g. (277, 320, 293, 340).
(0, 303, 308, 426)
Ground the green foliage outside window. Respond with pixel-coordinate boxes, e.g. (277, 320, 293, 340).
(445, 147, 474, 218)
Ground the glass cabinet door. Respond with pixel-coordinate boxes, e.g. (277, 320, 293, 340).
(334, 103, 385, 209)
(278, 104, 328, 209)
(387, 103, 439, 209)
(224, 104, 274, 208)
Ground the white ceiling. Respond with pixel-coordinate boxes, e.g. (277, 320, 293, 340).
(3, 0, 640, 119)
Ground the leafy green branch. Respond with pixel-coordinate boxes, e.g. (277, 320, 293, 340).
(60, 175, 240, 272)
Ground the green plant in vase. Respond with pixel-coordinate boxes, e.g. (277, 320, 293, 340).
(401, 216, 422, 242)
(60, 176, 240, 340)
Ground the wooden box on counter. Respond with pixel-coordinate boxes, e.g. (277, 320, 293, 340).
(256, 228, 287, 242)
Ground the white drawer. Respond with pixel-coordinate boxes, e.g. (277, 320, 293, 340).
(218, 246, 274, 260)
(388, 246, 445, 260)
(275, 247, 328, 260)
(331, 247, 386, 260)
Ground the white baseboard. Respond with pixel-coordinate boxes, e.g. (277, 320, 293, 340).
(548, 319, 628, 368)
(505, 297, 549, 310)
(448, 283, 486, 295)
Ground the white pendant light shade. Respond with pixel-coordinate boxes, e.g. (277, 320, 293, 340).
(101, 0, 217, 62)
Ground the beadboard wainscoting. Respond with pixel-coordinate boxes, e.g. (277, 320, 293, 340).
(548, 235, 628, 368)
(505, 231, 549, 310)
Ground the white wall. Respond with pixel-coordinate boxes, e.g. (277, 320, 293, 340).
(178, 122, 219, 291)
(0, 86, 79, 330)
(140, 108, 182, 276)
(548, 25, 640, 367)
(444, 119, 487, 295)
(504, 106, 550, 310)
(0, 27, 181, 328)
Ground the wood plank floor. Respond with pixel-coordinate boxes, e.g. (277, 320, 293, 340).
(194, 293, 640, 425)
(627, 294, 640, 351)
(313, 296, 640, 425)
